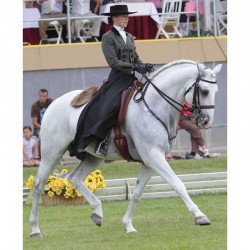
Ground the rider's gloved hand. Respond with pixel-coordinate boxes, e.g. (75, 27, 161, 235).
(145, 63, 154, 73)
(132, 62, 148, 74)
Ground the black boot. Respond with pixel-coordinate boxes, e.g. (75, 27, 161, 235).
(68, 141, 86, 161)
(68, 141, 76, 157)
(95, 139, 108, 156)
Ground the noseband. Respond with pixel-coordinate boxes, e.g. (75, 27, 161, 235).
(134, 71, 217, 143)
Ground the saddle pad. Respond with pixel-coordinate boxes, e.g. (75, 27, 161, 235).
(71, 86, 99, 108)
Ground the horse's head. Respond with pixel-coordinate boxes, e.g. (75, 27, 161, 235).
(184, 63, 222, 129)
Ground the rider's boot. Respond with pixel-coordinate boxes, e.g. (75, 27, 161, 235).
(95, 129, 111, 156)
(95, 139, 109, 156)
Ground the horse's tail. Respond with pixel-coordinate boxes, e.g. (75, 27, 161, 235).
(70, 86, 99, 108)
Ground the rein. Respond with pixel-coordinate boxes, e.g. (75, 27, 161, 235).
(134, 71, 217, 143)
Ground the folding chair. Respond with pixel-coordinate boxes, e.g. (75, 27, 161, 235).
(211, 0, 227, 36)
(79, 19, 100, 43)
(215, 0, 227, 35)
(155, 0, 183, 39)
(40, 21, 64, 44)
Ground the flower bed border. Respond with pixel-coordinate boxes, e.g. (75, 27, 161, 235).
(41, 194, 86, 206)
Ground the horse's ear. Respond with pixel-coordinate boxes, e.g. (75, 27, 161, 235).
(197, 63, 207, 76)
(213, 64, 222, 75)
(197, 63, 203, 73)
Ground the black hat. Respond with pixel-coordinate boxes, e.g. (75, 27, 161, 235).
(102, 4, 137, 16)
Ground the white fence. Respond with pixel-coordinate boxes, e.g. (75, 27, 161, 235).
(23, 188, 30, 204)
(95, 172, 227, 201)
(23, 0, 227, 42)
(23, 172, 227, 203)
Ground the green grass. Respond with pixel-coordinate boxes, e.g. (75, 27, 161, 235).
(23, 157, 227, 185)
(23, 194, 227, 250)
(23, 157, 227, 249)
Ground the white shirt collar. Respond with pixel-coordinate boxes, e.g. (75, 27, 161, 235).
(113, 25, 125, 32)
(113, 25, 127, 43)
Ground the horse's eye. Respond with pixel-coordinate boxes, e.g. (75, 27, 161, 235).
(201, 89, 209, 96)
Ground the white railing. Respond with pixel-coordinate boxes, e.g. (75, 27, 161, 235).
(95, 172, 227, 201)
(23, 187, 30, 203)
(23, 172, 227, 204)
(23, 0, 227, 43)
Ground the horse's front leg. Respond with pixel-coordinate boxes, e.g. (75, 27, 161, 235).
(123, 164, 154, 233)
(67, 154, 104, 226)
(142, 149, 211, 226)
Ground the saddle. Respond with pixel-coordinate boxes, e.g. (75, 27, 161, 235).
(70, 81, 143, 161)
(113, 80, 143, 161)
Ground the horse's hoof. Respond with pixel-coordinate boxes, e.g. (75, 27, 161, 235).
(127, 228, 137, 233)
(123, 221, 137, 233)
(91, 213, 102, 227)
(195, 216, 211, 226)
(30, 232, 42, 238)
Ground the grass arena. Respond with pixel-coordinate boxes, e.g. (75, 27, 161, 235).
(23, 157, 227, 249)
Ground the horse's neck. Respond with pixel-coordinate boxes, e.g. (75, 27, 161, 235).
(146, 66, 195, 126)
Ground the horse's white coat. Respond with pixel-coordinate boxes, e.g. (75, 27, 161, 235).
(29, 60, 221, 237)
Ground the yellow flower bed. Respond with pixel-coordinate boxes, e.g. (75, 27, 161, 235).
(26, 169, 106, 199)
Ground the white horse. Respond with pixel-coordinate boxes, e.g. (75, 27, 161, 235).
(29, 60, 222, 237)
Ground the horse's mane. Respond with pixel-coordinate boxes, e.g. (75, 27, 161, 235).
(149, 60, 198, 80)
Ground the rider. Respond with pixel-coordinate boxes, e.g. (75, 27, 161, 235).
(73, 4, 153, 159)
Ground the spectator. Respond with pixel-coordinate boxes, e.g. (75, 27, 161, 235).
(71, 0, 102, 42)
(37, 0, 66, 44)
(24, 1, 41, 9)
(23, 126, 40, 167)
(90, 0, 102, 14)
(31, 89, 53, 139)
(177, 102, 209, 159)
(146, 0, 162, 13)
(25, 1, 34, 8)
(25, 0, 41, 10)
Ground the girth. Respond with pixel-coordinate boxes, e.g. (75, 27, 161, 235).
(113, 80, 143, 161)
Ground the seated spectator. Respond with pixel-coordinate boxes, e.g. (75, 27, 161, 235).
(146, 0, 162, 13)
(177, 102, 209, 159)
(37, 0, 67, 44)
(24, 0, 41, 10)
(91, 0, 102, 14)
(71, 0, 102, 42)
(25, 1, 34, 8)
(23, 126, 40, 167)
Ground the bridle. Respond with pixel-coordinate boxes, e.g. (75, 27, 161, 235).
(134, 67, 217, 143)
(184, 73, 217, 120)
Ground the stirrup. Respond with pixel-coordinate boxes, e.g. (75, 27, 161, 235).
(95, 139, 108, 156)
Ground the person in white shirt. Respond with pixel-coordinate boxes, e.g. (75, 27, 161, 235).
(37, 0, 66, 44)
(71, 0, 102, 42)
(23, 126, 40, 167)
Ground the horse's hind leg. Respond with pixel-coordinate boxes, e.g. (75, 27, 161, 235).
(67, 154, 104, 226)
(123, 164, 154, 233)
(29, 143, 67, 238)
